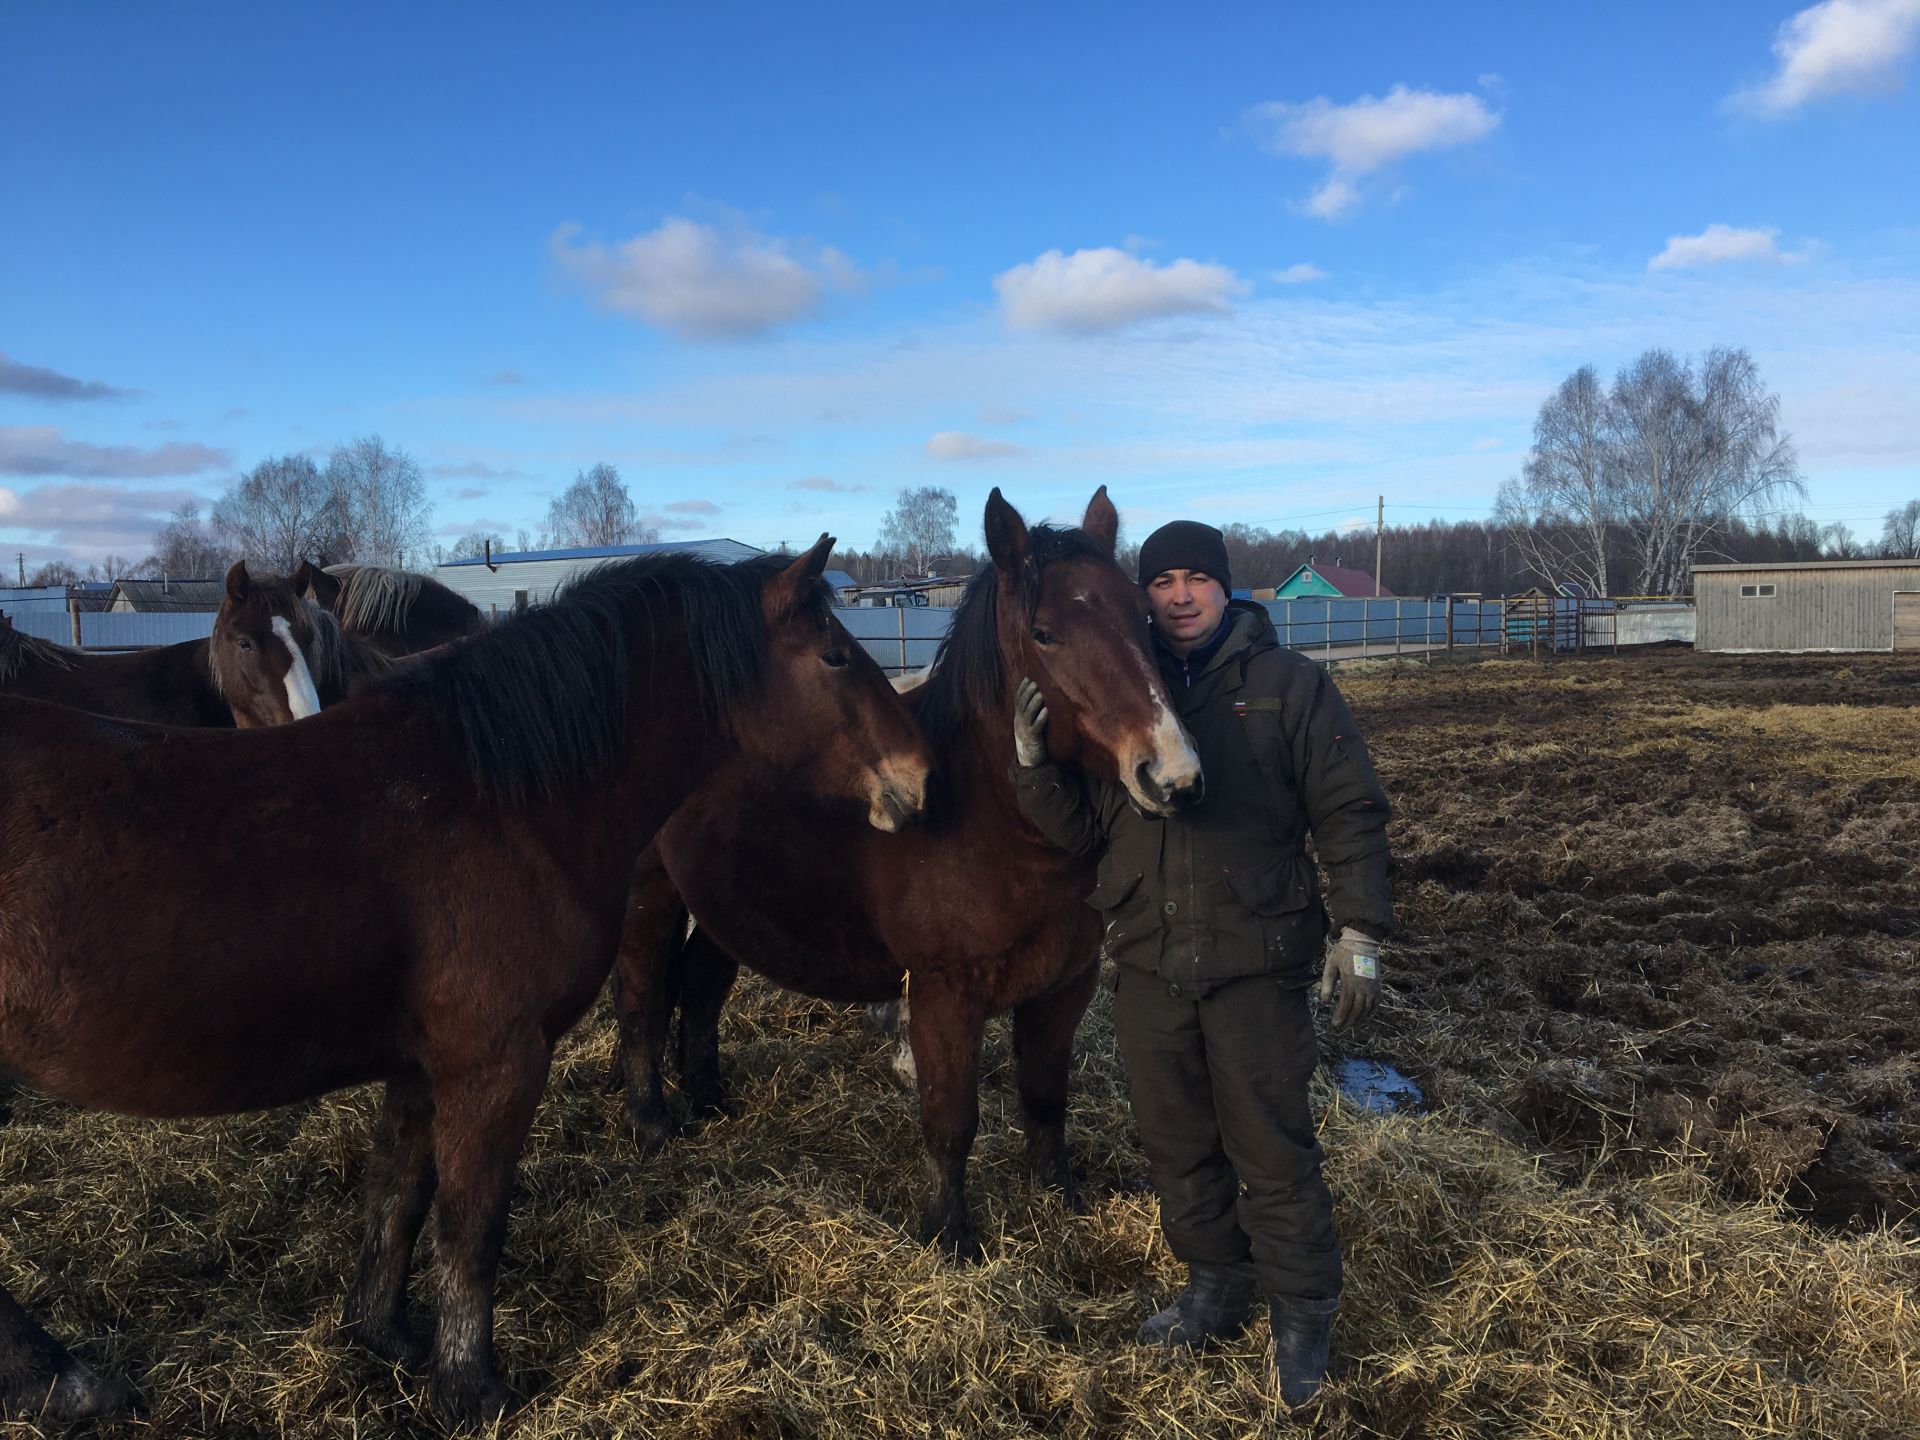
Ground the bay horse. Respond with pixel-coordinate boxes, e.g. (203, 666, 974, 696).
(0, 539, 931, 1427)
(611, 488, 1203, 1260)
(0, 608, 231, 727)
(211, 561, 400, 726)
(295, 560, 486, 655)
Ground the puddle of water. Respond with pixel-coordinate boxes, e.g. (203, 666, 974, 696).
(1334, 1058, 1424, 1115)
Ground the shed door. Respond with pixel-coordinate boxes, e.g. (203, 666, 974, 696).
(1895, 592, 1920, 651)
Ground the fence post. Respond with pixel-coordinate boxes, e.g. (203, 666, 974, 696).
(1395, 599, 1402, 657)
(897, 605, 908, 673)
(68, 595, 82, 648)
(1445, 596, 1455, 658)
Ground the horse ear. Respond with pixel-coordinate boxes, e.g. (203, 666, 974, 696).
(306, 564, 343, 609)
(1081, 485, 1118, 557)
(984, 488, 1029, 573)
(225, 560, 252, 604)
(290, 559, 313, 594)
(763, 534, 834, 619)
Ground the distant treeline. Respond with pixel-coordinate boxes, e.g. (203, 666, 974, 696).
(827, 511, 1839, 598)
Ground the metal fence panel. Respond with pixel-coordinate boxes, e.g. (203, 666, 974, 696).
(7, 610, 76, 645)
(78, 611, 215, 648)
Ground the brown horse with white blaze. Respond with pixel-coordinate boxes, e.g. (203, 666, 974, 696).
(211, 561, 399, 726)
(612, 488, 1202, 1259)
(0, 539, 930, 1426)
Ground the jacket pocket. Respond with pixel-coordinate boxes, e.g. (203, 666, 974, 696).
(1086, 868, 1146, 966)
(1223, 854, 1312, 916)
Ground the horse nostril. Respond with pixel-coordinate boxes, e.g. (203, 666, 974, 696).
(1134, 759, 1167, 805)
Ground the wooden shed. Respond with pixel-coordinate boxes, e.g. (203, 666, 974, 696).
(1692, 560, 1920, 653)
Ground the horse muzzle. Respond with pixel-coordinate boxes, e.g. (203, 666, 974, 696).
(866, 761, 929, 833)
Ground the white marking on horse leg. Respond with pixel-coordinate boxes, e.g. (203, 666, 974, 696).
(271, 615, 323, 720)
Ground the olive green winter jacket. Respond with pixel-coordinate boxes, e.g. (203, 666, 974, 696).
(1011, 603, 1394, 993)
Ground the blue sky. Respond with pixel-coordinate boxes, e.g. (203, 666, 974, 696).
(3, 1, 1918, 569)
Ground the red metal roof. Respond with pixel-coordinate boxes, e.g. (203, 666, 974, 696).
(1306, 563, 1394, 598)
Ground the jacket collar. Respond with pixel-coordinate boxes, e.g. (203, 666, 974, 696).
(1156, 602, 1275, 706)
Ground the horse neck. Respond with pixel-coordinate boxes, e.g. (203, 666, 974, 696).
(591, 616, 741, 856)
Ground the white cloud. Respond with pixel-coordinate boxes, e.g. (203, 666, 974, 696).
(993, 247, 1244, 333)
(1249, 85, 1500, 220)
(0, 426, 229, 478)
(790, 475, 867, 493)
(1469, 436, 1505, 452)
(665, 498, 722, 515)
(1731, 0, 1920, 114)
(926, 431, 1024, 461)
(1648, 224, 1809, 271)
(1272, 263, 1328, 285)
(0, 481, 208, 555)
(550, 216, 862, 339)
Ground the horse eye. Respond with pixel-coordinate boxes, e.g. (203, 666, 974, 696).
(238, 639, 254, 652)
(823, 649, 850, 669)
(1030, 628, 1058, 646)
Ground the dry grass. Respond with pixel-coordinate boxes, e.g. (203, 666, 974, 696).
(2, 650, 1917, 1438)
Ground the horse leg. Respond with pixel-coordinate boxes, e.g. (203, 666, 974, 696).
(341, 1071, 437, 1368)
(424, 1042, 550, 1427)
(906, 979, 987, 1263)
(0, 1286, 136, 1422)
(673, 925, 739, 1120)
(1012, 961, 1098, 1212)
(608, 861, 691, 1153)
(866, 995, 917, 1088)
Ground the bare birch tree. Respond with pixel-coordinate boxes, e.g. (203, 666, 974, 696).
(1502, 347, 1802, 596)
(325, 434, 433, 567)
(876, 485, 958, 575)
(212, 455, 345, 572)
(1494, 365, 1614, 595)
(547, 463, 653, 547)
(1880, 500, 1920, 559)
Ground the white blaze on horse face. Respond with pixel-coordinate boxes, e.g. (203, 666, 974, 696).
(270, 616, 322, 721)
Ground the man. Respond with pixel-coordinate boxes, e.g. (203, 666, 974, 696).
(1010, 519, 1392, 1410)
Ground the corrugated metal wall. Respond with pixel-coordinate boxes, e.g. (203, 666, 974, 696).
(6, 610, 214, 648)
(1696, 566, 1920, 651)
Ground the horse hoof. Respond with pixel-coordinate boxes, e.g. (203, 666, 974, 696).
(921, 1216, 983, 1265)
(430, 1370, 522, 1429)
(625, 1107, 678, 1155)
(47, 1361, 140, 1422)
(342, 1313, 430, 1371)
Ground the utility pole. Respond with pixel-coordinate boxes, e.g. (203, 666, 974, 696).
(15, 552, 23, 586)
(1374, 496, 1384, 597)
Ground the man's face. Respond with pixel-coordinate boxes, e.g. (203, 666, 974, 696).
(1146, 568, 1229, 656)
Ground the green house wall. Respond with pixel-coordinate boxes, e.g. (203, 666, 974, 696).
(1273, 567, 1343, 598)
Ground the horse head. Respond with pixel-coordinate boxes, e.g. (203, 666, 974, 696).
(210, 561, 331, 727)
(736, 536, 932, 831)
(987, 487, 1202, 816)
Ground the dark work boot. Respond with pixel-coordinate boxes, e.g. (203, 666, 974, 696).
(1135, 1261, 1257, 1350)
(1269, 1295, 1339, 1409)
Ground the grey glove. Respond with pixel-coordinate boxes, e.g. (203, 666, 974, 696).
(1013, 677, 1050, 768)
(1319, 927, 1380, 1029)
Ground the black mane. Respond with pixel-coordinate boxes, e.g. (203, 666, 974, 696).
(390, 552, 822, 805)
(916, 525, 1107, 750)
(0, 615, 77, 685)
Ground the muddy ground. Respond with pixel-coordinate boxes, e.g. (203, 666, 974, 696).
(1344, 649, 1920, 1230)
(0, 648, 1915, 1438)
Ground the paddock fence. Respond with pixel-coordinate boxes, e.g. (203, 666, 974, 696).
(0, 594, 1699, 672)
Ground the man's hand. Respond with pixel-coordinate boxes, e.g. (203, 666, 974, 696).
(1319, 928, 1380, 1029)
(1013, 677, 1050, 768)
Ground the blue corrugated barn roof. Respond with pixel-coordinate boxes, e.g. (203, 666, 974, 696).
(441, 537, 764, 568)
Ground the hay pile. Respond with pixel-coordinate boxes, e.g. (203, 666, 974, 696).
(1, 973, 1915, 1438)
(1, 651, 1915, 1437)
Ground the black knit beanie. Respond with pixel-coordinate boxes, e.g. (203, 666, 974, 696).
(1137, 520, 1231, 592)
